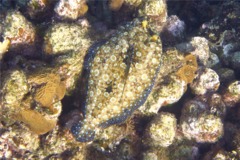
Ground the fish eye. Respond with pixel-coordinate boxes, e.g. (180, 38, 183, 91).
(105, 83, 113, 93)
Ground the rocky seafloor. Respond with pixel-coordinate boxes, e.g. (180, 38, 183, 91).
(0, 0, 240, 159)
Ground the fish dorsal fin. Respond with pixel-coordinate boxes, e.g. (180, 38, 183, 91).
(119, 45, 135, 103)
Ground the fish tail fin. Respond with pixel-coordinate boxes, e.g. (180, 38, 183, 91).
(71, 122, 95, 142)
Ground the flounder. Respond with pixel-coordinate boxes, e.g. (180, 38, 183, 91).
(71, 19, 162, 142)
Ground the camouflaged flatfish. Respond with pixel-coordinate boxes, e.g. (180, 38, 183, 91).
(71, 19, 162, 142)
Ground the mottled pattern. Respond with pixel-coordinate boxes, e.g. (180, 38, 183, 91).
(72, 19, 162, 142)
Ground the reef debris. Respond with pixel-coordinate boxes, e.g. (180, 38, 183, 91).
(138, 0, 167, 33)
(0, 66, 65, 135)
(27, 69, 66, 107)
(140, 50, 198, 114)
(223, 80, 240, 107)
(44, 23, 92, 94)
(44, 23, 91, 54)
(141, 75, 187, 114)
(0, 123, 40, 159)
(190, 67, 220, 95)
(3, 11, 36, 46)
(124, 0, 142, 8)
(54, 0, 88, 20)
(144, 112, 177, 147)
(161, 15, 186, 45)
(0, 69, 29, 125)
(180, 96, 224, 143)
(190, 37, 210, 66)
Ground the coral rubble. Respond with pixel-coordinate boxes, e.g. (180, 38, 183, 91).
(144, 112, 177, 147)
(54, 0, 88, 20)
(3, 11, 36, 46)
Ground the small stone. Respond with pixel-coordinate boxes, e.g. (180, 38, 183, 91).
(190, 68, 220, 95)
(3, 11, 36, 46)
(207, 52, 220, 68)
(216, 68, 235, 83)
(144, 112, 177, 147)
(230, 51, 240, 70)
(223, 81, 240, 107)
(0, 70, 29, 124)
(26, 0, 51, 18)
(142, 75, 187, 114)
(44, 23, 90, 54)
(168, 140, 199, 160)
(180, 99, 224, 143)
(54, 0, 88, 20)
(190, 37, 210, 66)
(161, 15, 185, 45)
(138, 0, 167, 33)
(2, 123, 40, 152)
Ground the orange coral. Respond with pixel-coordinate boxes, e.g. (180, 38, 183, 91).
(176, 65, 197, 84)
(28, 71, 66, 107)
(17, 109, 57, 135)
(184, 54, 198, 68)
(34, 82, 58, 107)
(109, 0, 124, 11)
(78, 2, 88, 16)
(176, 54, 198, 84)
(56, 81, 66, 100)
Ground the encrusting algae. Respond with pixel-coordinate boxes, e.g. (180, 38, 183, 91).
(71, 18, 162, 142)
(0, 67, 64, 135)
(27, 69, 66, 107)
(17, 109, 57, 135)
(176, 54, 198, 84)
(17, 67, 66, 135)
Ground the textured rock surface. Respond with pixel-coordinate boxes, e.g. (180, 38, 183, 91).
(44, 23, 91, 54)
(0, 70, 29, 125)
(3, 11, 36, 46)
(223, 81, 240, 107)
(141, 75, 186, 114)
(180, 99, 224, 143)
(54, 0, 88, 20)
(144, 112, 177, 147)
(190, 37, 210, 66)
(190, 68, 220, 95)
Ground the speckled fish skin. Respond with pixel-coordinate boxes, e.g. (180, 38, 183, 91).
(71, 19, 162, 142)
